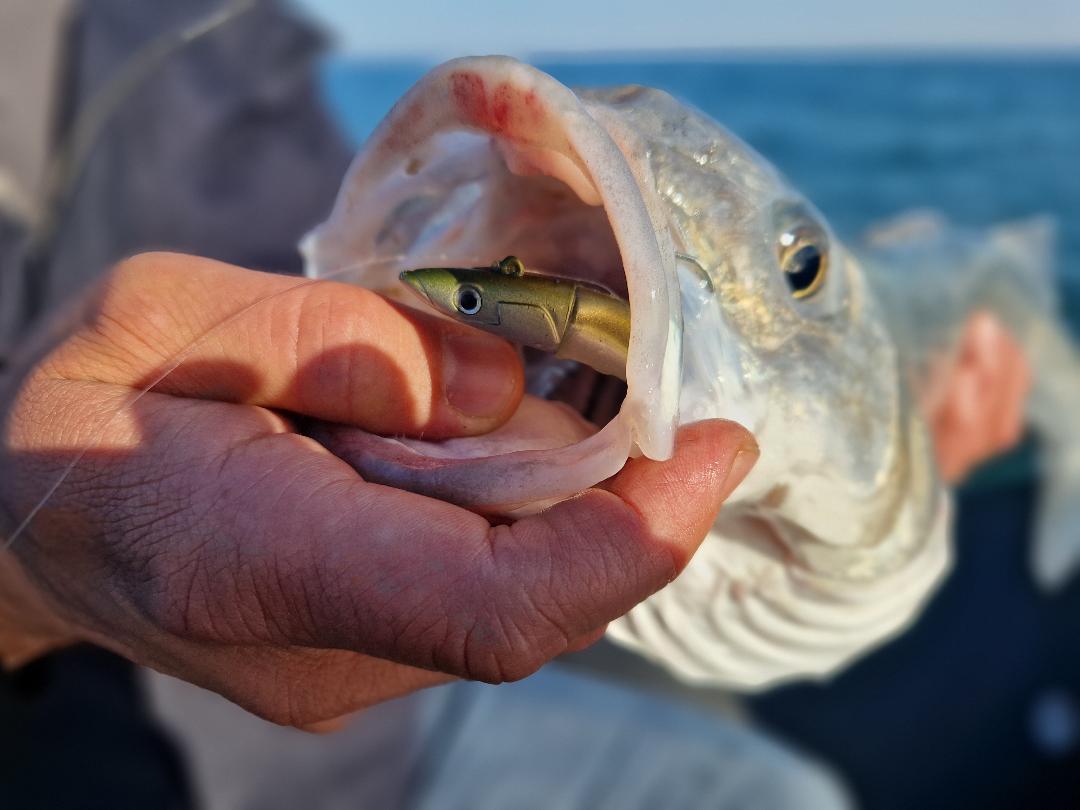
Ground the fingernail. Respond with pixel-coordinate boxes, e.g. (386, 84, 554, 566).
(444, 333, 519, 421)
(719, 439, 759, 501)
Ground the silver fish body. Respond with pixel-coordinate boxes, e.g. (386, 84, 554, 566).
(302, 57, 956, 689)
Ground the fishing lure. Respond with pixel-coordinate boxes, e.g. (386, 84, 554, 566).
(400, 256, 631, 380)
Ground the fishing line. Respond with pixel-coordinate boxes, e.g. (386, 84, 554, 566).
(0, 0, 495, 552)
(2, 252, 425, 552)
(1, 248, 508, 552)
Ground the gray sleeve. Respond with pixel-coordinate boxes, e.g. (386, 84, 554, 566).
(0, 0, 353, 362)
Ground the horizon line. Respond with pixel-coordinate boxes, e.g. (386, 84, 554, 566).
(324, 44, 1080, 65)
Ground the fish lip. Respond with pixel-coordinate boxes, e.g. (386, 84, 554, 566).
(301, 56, 682, 467)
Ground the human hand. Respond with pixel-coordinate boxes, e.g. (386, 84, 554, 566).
(923, 311, 1032, 483)
(0, 253, 757, 727)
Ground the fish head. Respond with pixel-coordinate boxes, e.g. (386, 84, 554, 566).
(538, 82, 944, 581)
(302, 58, 950, 688)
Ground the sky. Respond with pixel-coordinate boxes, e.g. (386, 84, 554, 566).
(292, 0, 1080, 59)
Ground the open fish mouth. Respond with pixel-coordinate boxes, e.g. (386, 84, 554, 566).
(301, 57, 953, 690)
(301, 57, 687, 515)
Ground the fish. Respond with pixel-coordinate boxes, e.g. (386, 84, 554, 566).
(300, 56, 1076, 690)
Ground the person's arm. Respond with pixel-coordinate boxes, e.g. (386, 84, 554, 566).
(0, 252, 756, 727)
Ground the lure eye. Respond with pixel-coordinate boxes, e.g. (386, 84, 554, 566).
(455, 285, 483, 315)
(778, 226, 829, 299)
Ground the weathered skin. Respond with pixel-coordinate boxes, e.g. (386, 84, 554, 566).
(302, 56, 952, 689)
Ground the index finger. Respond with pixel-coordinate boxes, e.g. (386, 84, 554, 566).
(45, 253, 524, 438)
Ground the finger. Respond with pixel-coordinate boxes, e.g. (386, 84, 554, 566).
(47, 252, 523, 438)
(991, 327, 1031, 449)
(157, 417, 757, 683)
(935, 376, 980, 483)
(963, 312, 1029, 459)
(969, 312, 1011, 457)
(933, 315, 993, 482)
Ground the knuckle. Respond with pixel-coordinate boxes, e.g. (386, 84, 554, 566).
(456, 610, 552, 684)
(79, 254, 187, 373)
(102, 253, 181, 311)
(286, 286, 390, 419)
(109, 252, 158, 283)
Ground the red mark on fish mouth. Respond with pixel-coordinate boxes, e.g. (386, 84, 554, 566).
(450, 71, 546, 140)
(491, 83, 512, 131)
(451, 71, 491, 128)
(384, 99, 426, 151)
(523, 89, 541, 114)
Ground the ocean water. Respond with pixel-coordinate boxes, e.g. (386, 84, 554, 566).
(321, 56, 1080, 331)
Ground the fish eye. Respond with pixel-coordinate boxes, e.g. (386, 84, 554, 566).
(778, 226, 829, 299)
(455, 285, 483, 315)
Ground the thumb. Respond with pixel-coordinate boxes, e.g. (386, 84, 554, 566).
(48, 253, 524, 438)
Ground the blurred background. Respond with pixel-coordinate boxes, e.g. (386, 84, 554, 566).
(2, 0, 1079, 808)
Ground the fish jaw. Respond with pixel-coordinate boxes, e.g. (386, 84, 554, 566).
(302, 56, 684, 486)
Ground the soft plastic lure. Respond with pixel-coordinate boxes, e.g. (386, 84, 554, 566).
(400, 256, 631, 380)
